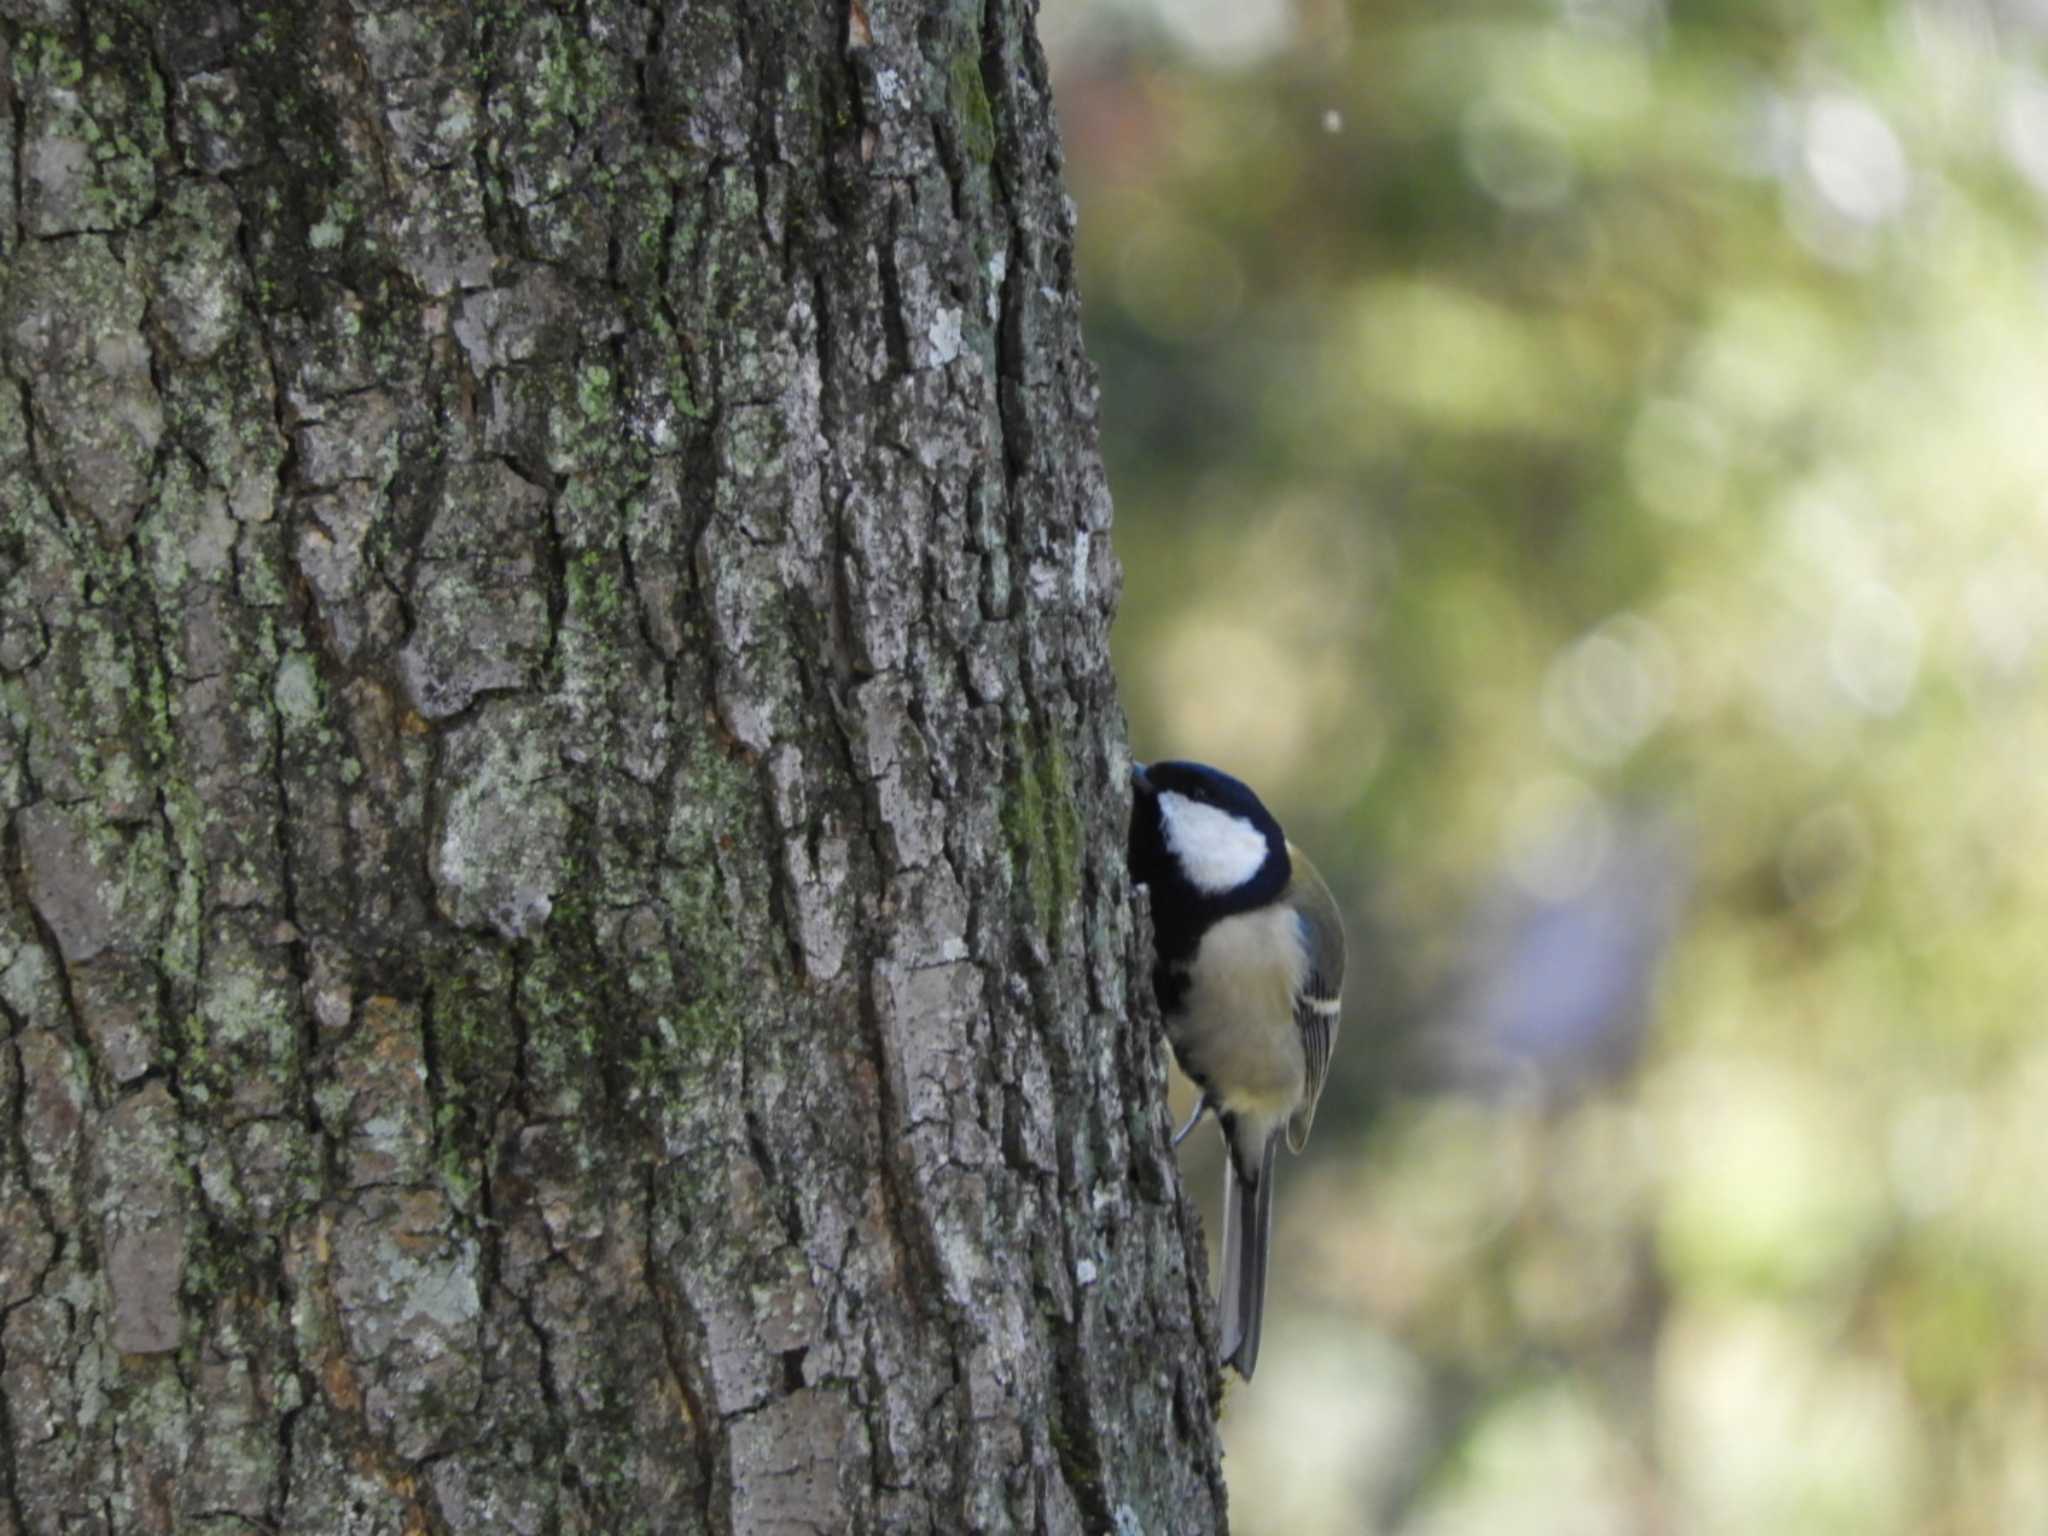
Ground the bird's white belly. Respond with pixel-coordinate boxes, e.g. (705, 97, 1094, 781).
(1172, 905, 1308, 1117)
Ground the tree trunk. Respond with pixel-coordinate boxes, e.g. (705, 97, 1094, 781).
(0, 2, 1228, 1532)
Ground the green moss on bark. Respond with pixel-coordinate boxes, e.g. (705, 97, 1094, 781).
(1004, 720, 1084, 941)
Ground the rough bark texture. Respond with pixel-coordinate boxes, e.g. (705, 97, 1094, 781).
(0, 2, 1229, 1532)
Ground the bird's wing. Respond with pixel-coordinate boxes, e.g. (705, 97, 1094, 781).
(1286, 847, 1346, 1154)
(1289, 981, 1341, 1153)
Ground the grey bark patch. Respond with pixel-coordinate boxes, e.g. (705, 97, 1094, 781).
(399, 461, 552, 719)
(0, 594, 47, 674)
(728, 1388, 864, 1536)
(98, 1080, 188, 1355)
(105, 1224, 185, 1354)
(397, 562, 549, 718)
(175, 67, 259, 174)
(195, 926, 302, 1119)
(429, 1452, 550, 1536)
(393, 196, 495, 298)
(3, 237, 163, 542)
(16, 1028, 86, 1236)
(181, 1351, 282, 1521)
(345, 6, 495, 297)
(16, 27, 162, 236)
(17, 801, 118, 963)
(292, 390, 400, 490)
(330, 1190, 484, 1461)
(452, 268, 577, 374)
(322, 994, 433, 1189)
(22, 135, 95, 232)
(147, 180, 248, 363)
(0, 1191, 56, 1307)
(74, 954, 161, 1083)
(297, 484, 393, 661)
(430, 700, 569, 939)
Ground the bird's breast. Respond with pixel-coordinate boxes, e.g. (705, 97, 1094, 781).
(1168, 905, 1309, 1118)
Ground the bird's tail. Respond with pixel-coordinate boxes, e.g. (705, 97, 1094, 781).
(1218, 1131, 1278, 1379)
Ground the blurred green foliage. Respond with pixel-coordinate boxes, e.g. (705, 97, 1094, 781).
(1046, 0, 2048, 1529)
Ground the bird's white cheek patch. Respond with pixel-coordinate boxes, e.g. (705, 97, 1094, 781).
(1157, 792, 1269, 895)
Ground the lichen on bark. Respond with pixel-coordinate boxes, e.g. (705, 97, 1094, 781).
(0, 2, 1229, 1533)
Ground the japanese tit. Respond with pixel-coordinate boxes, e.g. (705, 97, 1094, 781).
(1128, 760, 1345, 1381)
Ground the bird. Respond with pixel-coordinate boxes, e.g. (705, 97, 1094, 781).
(1128, 759, 1345, 1380)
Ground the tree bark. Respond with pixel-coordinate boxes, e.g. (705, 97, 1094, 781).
(0, 2, 1228, 1532)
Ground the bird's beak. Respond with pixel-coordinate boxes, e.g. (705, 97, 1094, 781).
(1130, 761, 1153, 793)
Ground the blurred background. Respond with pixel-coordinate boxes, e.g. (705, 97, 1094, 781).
(1042, 0, 2048, 1529)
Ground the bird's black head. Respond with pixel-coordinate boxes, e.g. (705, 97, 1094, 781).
(1129, 759, 1292, 935)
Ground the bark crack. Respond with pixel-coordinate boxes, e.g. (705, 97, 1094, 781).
(872, 196, 914, 379)
(3, 17, 23, 253)
(641, 1162, 726, 1536)
(8, 371, 81, 550)
(849, 942, 974, 1527)
(0, 1027, 59, 1536)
